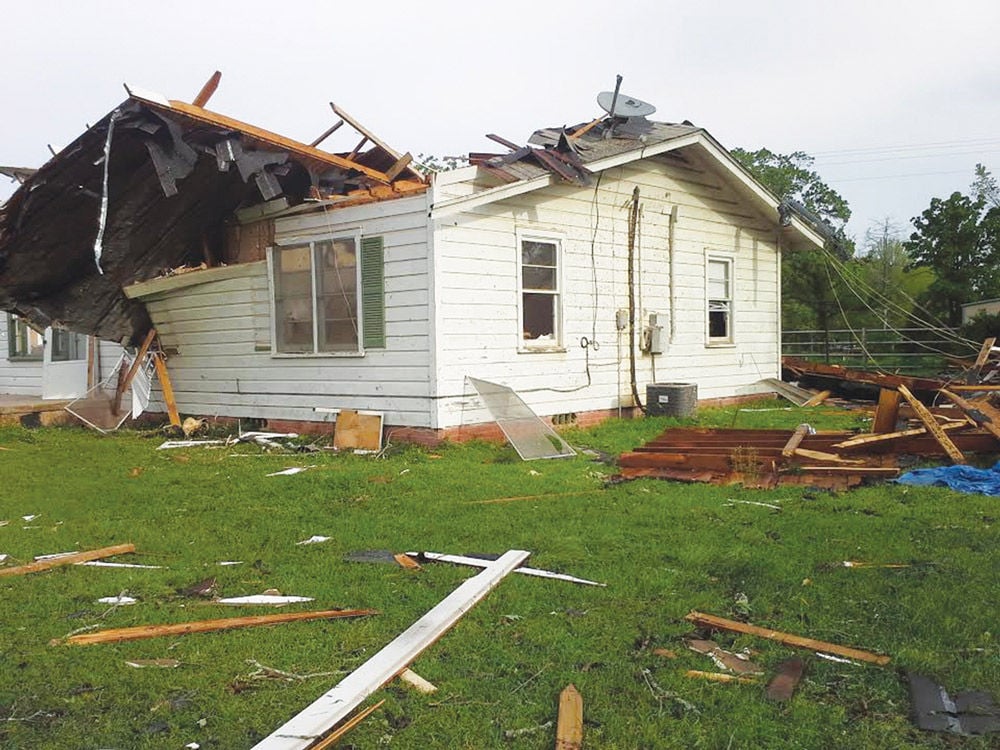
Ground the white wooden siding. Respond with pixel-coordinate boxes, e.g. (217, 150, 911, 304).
(432, 149, 782, 428)
(142, 194, 434, 426)
(0, 323, 42, 395)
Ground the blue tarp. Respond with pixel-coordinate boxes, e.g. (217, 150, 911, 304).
(897, 461, 1000, 496)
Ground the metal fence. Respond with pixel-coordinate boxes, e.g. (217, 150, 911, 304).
(782, 327, 970, 375)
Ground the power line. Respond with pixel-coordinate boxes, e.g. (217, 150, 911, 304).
(810, 136, 1000, 158)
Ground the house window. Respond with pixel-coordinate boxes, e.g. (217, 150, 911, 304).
(269, 235, 385, 355)
(51, 329, 87, 361)
(519, 237, 561, 348)
(7, 315, 43, 360)
(707, 257, 733, 343)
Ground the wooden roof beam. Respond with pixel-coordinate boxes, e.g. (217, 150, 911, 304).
(192, 71, 222, 108)
(330, 102, 403, 160)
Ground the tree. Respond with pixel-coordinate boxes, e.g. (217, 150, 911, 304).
(732, 148, 853, 332)
(850, 219, 932, 329)
(906, 174, 1000, 326)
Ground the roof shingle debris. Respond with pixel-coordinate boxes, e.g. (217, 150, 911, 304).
(468, 115, 699, 186)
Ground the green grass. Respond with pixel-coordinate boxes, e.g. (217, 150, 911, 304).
(0, 407, 997, 749)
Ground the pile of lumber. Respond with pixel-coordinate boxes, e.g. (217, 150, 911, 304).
(620, 381, 1000, 489)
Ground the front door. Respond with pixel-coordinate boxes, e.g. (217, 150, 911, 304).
(41, 328, 89, 399)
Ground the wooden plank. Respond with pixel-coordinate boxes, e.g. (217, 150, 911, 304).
(555, 684, 583, 750)
(684, 611, 890, 665)
(974, 337, 996, 369)
(384, 153, 414, 182)
(791, 448, 864, 465)
(833, 421, 967, 449)
(871, 388, 902, 434)
(0, 543, 135, 578)
(897, 385, 965, 464)
(684, 670, 758, 685)
(309, 119, 344, 148)
(781, 424, 811, 457)
(152, 354, 181, 428)
(330, 102, 403, 161)
(112, 328, 157, 414)
(252, 550, 530, 750)
(939, 389, 1000, 440)
(398, 668, 436, 694)
(192, 70, 222, 108)
(570, 116, 604, 140)
(766, 657, 805, 701)
(306, 700, 384, 750)
(61, 608, 376, 646)
(801, 390, 831, 407)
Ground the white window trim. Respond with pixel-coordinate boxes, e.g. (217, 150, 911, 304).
(705, 251, 736, 347)
(267, 231, 365, 358)
(516, 230, 565, 353)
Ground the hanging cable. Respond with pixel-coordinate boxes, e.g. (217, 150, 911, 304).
(627, 186, 645, 413)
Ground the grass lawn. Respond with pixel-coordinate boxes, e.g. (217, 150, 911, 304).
(0, 403, 997, 749)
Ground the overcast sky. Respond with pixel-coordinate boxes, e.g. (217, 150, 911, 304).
(2, 0, 998, 244)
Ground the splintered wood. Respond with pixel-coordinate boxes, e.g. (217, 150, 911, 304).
(684, 611, 890, 666)
(0, 543, 136, 578)
(60, 609, 376, 646)
(897, 385, 966, 464)
(556, 684, 583, 750)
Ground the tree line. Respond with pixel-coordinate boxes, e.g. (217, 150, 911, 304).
(733, 149, 1000, 338)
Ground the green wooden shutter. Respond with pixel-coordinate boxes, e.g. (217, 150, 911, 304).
(360, 236, 385, 349)
(6, 315, 15, 359)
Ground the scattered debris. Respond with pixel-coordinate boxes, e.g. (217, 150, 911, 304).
(908, 672, 1000, 736)
(814, 653, 858, 666)
(842, 561, 911, 569)
(296, 535, 331, 546)
(556, 684, 583, 750)
(217, 594, 314, 606)
(684, 611, 890, 666)
(97, 595, 137, 606)
(126, 659, 182, 669)
(469, 489, 604, 505)
(398, 668, 437, 694)
(724, 499, 782, 511)
(250, 550, 530, 749)
(82, 560, 163, 569)
(244, 659, 347, 683)
(266, 466, 316, 477)
(58, 608, 376, 646)
(685, 639, 763, 675)
(640, 668, 699, 715)
(652, 648, 677, 659)
(217, 561, 244, 566)
(308, 700, 386, 750)
(503, 720, 553, 739)
(393, 553, 421, 571)
(321, 408, 383, 453)
(157, 439, 227, 450)
(21, 514, 39, 522)
(182, 417, 207, 437)
(766, 657, 805, 701)
(0, 543, 136, 578)
(684, 670, 758, 685)
(407, 551, 606, 587)
(179, 577, 219, 598)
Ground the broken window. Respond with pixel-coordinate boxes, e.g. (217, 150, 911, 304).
(270, 236, 384, 355)
(707, 257, 733, 343)
(519, 237, 561, 348)
(7, 315, 43, 360)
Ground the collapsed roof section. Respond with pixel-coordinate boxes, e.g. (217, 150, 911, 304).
(0, 91, 425, 345)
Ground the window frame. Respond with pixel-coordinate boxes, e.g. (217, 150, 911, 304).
(516, 230, 564, 352)
(705, 253, 735, 346)
(6, 314, 44, 361)
(267, 232, 365, 358)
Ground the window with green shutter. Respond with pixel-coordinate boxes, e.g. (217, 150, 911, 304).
(268, 234, 385, 355)
(360, 236, 385, 349)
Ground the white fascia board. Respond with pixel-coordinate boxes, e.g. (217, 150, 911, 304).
(430, 164, 480, 186)
(430, 173, 555, 219)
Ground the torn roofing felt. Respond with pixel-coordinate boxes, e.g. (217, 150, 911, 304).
(0, 93, 425, 346)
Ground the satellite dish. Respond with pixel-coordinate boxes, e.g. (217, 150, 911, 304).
(597, 91, 656, 118)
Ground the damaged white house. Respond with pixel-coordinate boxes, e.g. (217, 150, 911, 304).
(0, 85, 824, 441)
